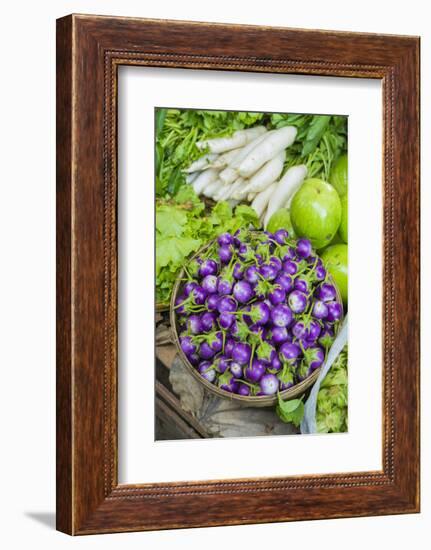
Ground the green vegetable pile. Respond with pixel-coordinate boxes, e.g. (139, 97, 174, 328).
(316, 345, 348, 433)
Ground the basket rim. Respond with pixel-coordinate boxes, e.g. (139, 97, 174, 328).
(169, 232, 343, 407)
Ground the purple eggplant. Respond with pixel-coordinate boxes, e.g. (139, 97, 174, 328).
(296, 238, 312, 258)
(202, 274, 218, 294)
(183, 281, 198, 297)
(312, 300, 329, 319)
(217, 232, 234, 246)
(326, 301, 343, 322)
(282, 260, 298, 275)
(294, 278, 310, 293)
(199, 341, 215, 360)
(271, 304, 293, 328)
(198, 361, 216, 383)
(218, 245, 233, 264)
(205, 294, 219, 311)
(217, 277, 233, 296)
(229, 361, 243, 379)
(218, 311, 234, 330)
(199, 259, 218, 278)
(273, 229, 289, 245)
(275, 272, 293, 293)
(233, 280, 254, 304)
(315, 264, 327, 281)
(259, 263, 278, 281)
(232, 342, 252, 365)
(217, 296, 237, 313)
(288, 290, 308, 314)
(233, 262, 244, 280)
(279, 342, 301, 363)
(249, 301, 270, 325)
(208, 331, 223, 353)
(244, 265, 260, 284)
(237, 383, 251, 396)
(186, 314, 202, 335)
(271, 326, 289, 345)
(244, 358, 266, 383)
(316, 283, 337, 303)
(191, 285, 207, 305)
(307, 319, 321, 342)
(268, 285, 286, 306)
(214, 355, 230, 374)
(200, 311, 217, 332)
(180, 335, 197, 357)
(259, 373, 279, 395)
(224, 338, 235, 358)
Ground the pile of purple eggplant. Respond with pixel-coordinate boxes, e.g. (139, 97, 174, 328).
(174, 229, 343, 398)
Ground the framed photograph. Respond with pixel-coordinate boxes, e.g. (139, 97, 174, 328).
(56, 14, 420, 535)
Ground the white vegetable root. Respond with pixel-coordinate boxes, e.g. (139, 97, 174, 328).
(196, 126, 266, 154)
(239, 126, 297, 178)
(251, 182, 277, 218)
(229, 131, 271, 169)
(183, 153, 218, 173)
(210, 148, 241, 169)
(185, 172, 199, 184)
(202, 179, 223, 199)
(242, 151, 285, 194)
(219, 166, 238, 185)
(263, 164, 307, 228)
(192, 168, 220, 196)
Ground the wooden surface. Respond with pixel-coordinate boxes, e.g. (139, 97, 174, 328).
(56, 14, 420, 535)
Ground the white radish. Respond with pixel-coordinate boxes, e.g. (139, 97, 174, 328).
(202, 179, 223, 199)
(213, 183, 231, 202)
(210, 148, 242, 169)
(219, 166, 238, 185)
(196, 126, 266, 154)
(263, 165, 307, 228)
(239, 126, 297, 178)
(232, 180, 251, 201)
(223, 178, 245, 200)
(186, 172, 199, 184)
(251, 182, 277, 218)
(229, 131, 271, 169)
(241, 151, 285, 194)
(247, 192, 257, 202)
(192, 168, 219, 196)
(183, 153, 218, 173)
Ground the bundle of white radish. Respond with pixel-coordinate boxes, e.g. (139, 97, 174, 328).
(183, 125, 299, 207)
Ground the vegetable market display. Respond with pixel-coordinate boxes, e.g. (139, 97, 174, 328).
(173, 229, 343, 399)
(155, 107, 349, 432)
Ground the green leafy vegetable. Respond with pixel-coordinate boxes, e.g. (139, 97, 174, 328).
(316, 346, 348, 433)
(276, 395, 304, 427)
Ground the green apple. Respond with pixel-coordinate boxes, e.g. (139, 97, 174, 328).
(338, 195, 348, 243)
(320, 244, 348, 306)
(267, 208, 296, 237)
(290, 178, 342, 249)
(329, 154, 348, 197)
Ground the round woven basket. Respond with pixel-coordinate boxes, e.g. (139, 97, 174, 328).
(170, 237, 343, 408)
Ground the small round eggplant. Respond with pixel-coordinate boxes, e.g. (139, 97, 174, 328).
(288, 290, 308, 314)
(232, 342, 252, 365)
(271, 304, 293, 327)
(199, 259, 218, 278)
(259, 373, 279, 395)
(201, 274, 218, 294)
(233, 280, 254, 304)
(198, 361, 216, 383)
